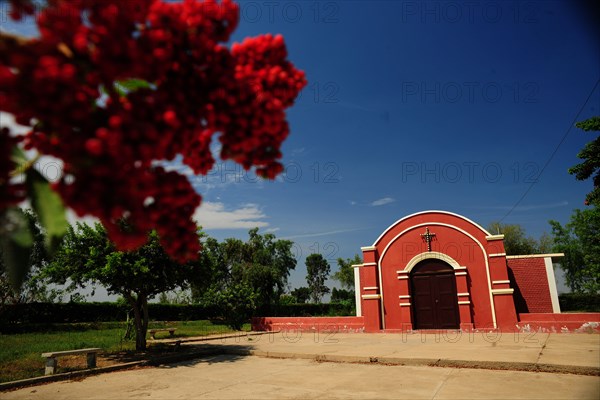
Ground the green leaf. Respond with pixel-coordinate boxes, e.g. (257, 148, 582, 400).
(114, 78, 153, 96)
(119, 78, 153, 91)
(10, 144, 28, 165)
(0, 208, 34, 289)
(99, 79, 153, 98)
(26, 168, 68, 254)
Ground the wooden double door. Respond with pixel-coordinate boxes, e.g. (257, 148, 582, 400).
(410, 260, 460, 329)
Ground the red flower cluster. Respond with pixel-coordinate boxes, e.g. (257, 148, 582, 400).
(0, 0, 306, 262)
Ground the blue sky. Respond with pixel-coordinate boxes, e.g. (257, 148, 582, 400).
(2, 1, 599, 295)
(218, 1, 600, 290)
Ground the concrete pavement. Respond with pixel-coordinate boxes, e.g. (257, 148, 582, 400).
(2, 332, 599, 399)
(178, 330, 600, 372)
(3, 354, 598, 399)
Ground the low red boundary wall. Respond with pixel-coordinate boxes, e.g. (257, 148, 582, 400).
(517, 313, 600, 333)
(252, 316, 365, 333)
(252, 314, 600, 334)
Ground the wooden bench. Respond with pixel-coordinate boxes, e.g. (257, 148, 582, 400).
(148, 328, 177, 339)
(41, 348, 101, 375)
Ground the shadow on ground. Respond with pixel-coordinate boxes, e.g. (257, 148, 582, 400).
(99, 341, 255, 372)
(156, 353, 247, 369)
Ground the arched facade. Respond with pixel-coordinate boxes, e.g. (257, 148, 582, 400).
(251, 210, 573, 335)
(354, 210, 519, 331)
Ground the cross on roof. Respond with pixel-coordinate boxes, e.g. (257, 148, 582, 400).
(421, 227, 436, 252)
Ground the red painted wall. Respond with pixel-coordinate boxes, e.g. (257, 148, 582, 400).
(379, 224, 494, 329)
(251, 317, 364, 333)
(507, 258, 553, 313)
(359, 211, 518, 331)
(517, 313, 600, 332)
(249, 314, 600, 333)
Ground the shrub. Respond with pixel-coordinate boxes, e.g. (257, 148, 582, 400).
(0, 302, 221, 332)
(558, 293, 600, 312)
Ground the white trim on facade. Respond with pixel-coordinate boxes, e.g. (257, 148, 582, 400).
(492, 280, 511, 285)
(488, 253, 507, 258)
(397, 276, 409, 280)
(377, 256, 386, 328)
(403, 251, 462, 272)
(457, 292, 470, 297)
(458, 301, 471, 305)
(486, 234, 505, 241)
(455, 272, 467, 276)
(378, 221, 497, 329)
(354, 266, 362, 317)
(505, 253, 565, 259)
(362, 294, 381, 300)
(361, 246, 376, 251)
(544, 257, 562, 313)
(491, 288, 514, 295)
(399, 303, 411, 307)
(399, 295, 411, 299)
(363, 286, 379, 290)
(372, 210, 493, 247)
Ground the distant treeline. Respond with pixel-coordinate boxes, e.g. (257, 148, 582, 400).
(1, 295, 595, 333)
(0, 302, 355, 332)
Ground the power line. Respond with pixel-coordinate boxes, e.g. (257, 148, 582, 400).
(499, 78, 600, 223)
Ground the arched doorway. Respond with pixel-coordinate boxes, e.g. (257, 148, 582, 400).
(410, 260, 460, 329)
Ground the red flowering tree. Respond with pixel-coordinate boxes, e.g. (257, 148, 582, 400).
(0, 0, 306, 281)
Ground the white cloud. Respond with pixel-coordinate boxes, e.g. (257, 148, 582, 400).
(1, 112, 65, 183)
(193, 201, 269, 229)
(161, 161, 194, 177)
(66, 208, 100, 227)
(1, 111, 31, 135)
(157, 156, 265, 192)
(370, 197, 395, 207)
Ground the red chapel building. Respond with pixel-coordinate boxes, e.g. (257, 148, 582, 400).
(252, 210, 599, 333)
(353, 210, 563, 332)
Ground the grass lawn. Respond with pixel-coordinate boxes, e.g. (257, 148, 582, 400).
(0, 320, 249, 383)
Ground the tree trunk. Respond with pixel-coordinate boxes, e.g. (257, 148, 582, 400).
(140, 294, 148, 349)
(126, 294, 147, 351)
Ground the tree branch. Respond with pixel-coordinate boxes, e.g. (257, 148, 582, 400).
(0, 31, 31, 53)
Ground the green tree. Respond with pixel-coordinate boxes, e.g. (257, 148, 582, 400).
(569, 116, 600, 206)
(243, 228, 297, 305)
(487, 222, 542, 255)
(203, 282, 257, 330)
(333, 254, 361, 290)
(0, 209, 52, 307)
(550, 206, 600, 293)
(290, 286, 310, 303)
(331, 287, 355, 303)
(537, 232, 555, 254)
(191, 228, 297, 316)
(44, 223, 194, 350)
(305, 254, 330, 303)
(278, 293, 296, 305)
(190, 235, 228, 301)
(157, 290, 192, 305)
